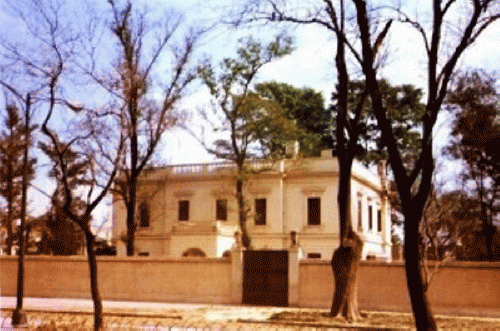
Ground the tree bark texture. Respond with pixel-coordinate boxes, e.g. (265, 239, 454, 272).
(126, 190, 137, 256)
(6, 176, 13, 255)
(85, 231, 103, 331)
(404, 210, 437, 330)
(236, 178, 250, 248)
(330, 150, 363, 320)
(330, 233, 363, 320)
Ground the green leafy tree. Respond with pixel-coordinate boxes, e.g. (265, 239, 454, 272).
(253, 81, 332, 156)
(333, 80, 425, 166)
(197, 35, 295, 248)
(447, 71, 500, 261)
(0, 103, 36, 255)
(334, 80, 426, 246)
(229, 1, 391, 321)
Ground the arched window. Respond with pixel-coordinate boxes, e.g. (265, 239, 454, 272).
(182, 247, 206, 257)
(138, 201, 150, 228)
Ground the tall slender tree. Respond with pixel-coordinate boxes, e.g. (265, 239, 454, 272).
(228, 0, 392, 320)
(91, 0, 202, 256)
(0, 102, 36, 255)
(197, 35, 296, 248)
(352, 0, 500, 329)
(447, 71, 500, 261)
(1, 1, 125, 329)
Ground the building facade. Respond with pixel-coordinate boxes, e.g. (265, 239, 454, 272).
(112, 150, 392, 260)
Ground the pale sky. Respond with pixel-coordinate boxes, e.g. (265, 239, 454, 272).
(1, 0, 499, 235)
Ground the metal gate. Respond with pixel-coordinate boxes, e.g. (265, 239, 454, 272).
(242, 250, 288, 307)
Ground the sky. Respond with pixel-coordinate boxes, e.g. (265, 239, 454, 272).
(1, 0, 500, 237)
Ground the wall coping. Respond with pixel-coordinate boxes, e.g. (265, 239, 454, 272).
(4, 256, 500, 269)
(299, 259, 500, 269)
(0, 255, 231, 264)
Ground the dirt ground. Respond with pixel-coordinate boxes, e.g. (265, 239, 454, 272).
(269, 310, 500, 330)
(2, 308, 500, 330)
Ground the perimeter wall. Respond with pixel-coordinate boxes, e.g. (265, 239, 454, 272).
(1, 253, 499, 317)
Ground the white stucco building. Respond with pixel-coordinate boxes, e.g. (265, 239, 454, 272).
(112, 150, 392, 260)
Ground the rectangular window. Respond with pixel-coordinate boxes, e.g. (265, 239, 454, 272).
(368, 205, 373, 231)
(138, 202, 150, 228)
(178, 200, 189, 221)
(357, 199, 362, 230)
(307, 197, 321, 225)
(216, 199, 228, 221)
(307, 253, 321, 259)
(255, 198, 267, 225)
(377, 208, 382, 232)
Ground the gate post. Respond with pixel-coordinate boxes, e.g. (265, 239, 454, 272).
(289, 231, 302, 306)
(231, 231, 244, 303)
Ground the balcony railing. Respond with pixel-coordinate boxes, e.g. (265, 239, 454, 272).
(165, 160, 279, 176)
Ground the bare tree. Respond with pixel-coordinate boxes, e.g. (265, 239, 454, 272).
(86, 0, 202, 256)
(352, 0, 500, 329)
(228, 0, 391, 321)
(40, 113, 124, 331)
(0, 1, 125, 329)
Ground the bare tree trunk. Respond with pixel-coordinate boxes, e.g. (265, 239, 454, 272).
(85, 231, 103, 331)
(404, 210, 437, 330)
(331, 233, 363, 320)
(6, 120, 15, 256)
(12, 95, 30, 326)
(236, 178, 250, 248)
(126, 185, 137, 256)
(6, 178, 13, 255)
(330, 156, 363, 320)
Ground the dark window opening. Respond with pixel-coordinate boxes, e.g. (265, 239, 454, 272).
(307, 197, 321, 225)
(255, 198, 267, 225)
(178, 200, 189, 221)
(357, 200, 362, 230)
(368, 205, 373, 230)
(138, 201, 150, 228)
(307, 253, 321, 259)
(377, 209, 382, 232)
(216, 199, 228, 221)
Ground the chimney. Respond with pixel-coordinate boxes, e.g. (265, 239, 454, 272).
(377, 159, 388, 193)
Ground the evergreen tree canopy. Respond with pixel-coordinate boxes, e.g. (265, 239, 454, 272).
(331, 79, 425, 166)
(253, 81, 332, 156)
(0, 104, 36, 254)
